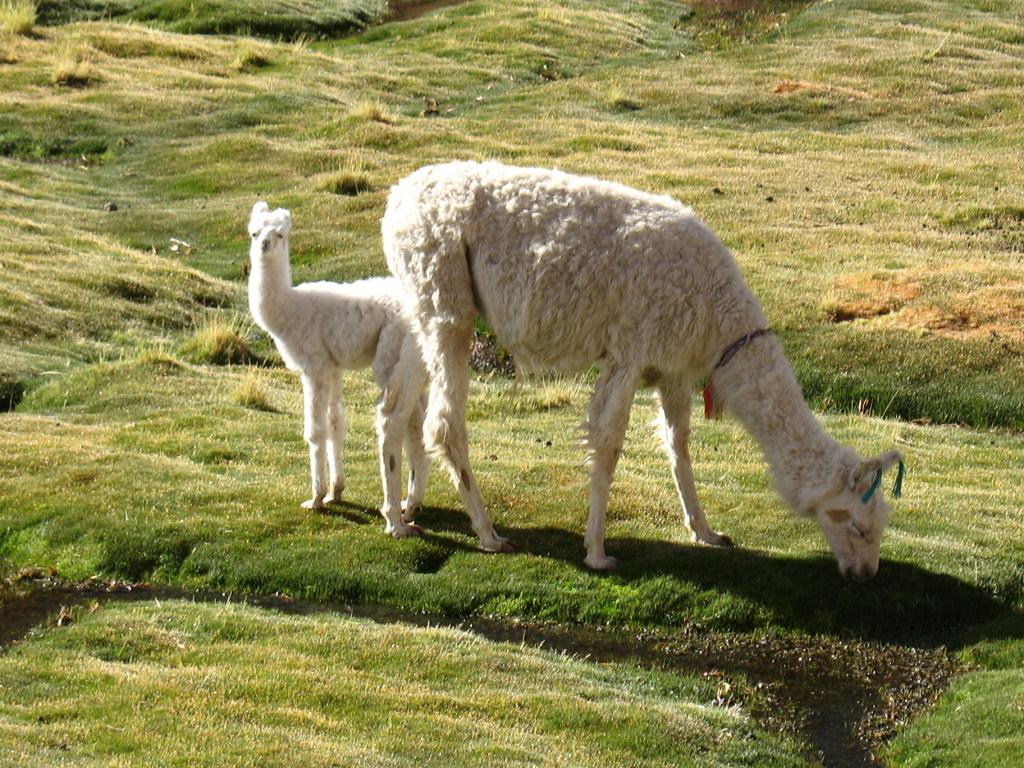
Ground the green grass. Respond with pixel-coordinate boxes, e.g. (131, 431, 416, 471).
(1, 357, 1021, 639)
(34, 0, 387, 37)
(885, 612, 1024, 768)
(0, 600, 806, 767)
(2, 0, 1024, 764)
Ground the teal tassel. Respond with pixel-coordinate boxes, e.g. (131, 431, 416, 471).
(861, 469, 883, 505)
(892, 460, 905, 499)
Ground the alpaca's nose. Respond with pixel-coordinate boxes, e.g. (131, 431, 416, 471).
(843, 562, 876, 582)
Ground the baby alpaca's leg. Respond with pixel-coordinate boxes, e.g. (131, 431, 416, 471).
(325, 371, 346, 505)
(376, 384, 420, 538)
(403, 394, 430, 521)
(301, 372, 330, 510)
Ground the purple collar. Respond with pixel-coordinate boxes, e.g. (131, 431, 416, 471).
(703, 328, 772, 420)
(712, 328, 773, 373)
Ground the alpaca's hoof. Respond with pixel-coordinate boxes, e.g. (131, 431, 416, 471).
(324, 482, 345, 505)
(387, 521, 423, 539)
(584, 553, 620, 571)
(401, 500, 420, 522)
(479, 536, 515, 554)
(695, 531, 734, 548)
(301, 497, 326, 511)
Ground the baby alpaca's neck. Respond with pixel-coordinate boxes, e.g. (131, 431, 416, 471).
(248, 250, 295, 335)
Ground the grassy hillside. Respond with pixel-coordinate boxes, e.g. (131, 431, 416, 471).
(1, 0, 1022, 426)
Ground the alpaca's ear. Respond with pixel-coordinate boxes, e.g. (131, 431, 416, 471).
(251, 201, 269, 217)
(273, 208, 292, 236)
(849, 449, 903, 494)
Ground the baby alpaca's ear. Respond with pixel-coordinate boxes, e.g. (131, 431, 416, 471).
(249, 201, 270, 233)
(273, 208, 292, 236)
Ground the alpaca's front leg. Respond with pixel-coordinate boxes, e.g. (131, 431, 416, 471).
(402, 395, 431, 521)
(583, 366, 640, 570)
(301, 373, 330, 510)
(657, 381, 733, 547)
(324, 372, 346, 505)
(421, 320, 512, 553)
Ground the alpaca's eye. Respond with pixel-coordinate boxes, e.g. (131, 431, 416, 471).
(851, 521, 867, 539)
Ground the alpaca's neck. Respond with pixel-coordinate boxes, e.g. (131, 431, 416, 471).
(248, 250, 295, 335)
(714, 337, 842, 514)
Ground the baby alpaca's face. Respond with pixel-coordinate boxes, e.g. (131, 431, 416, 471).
(248, 202, 291, 259)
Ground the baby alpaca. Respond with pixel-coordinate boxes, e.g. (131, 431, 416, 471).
(383, 162, 903, 579)
(248, 202, 429, 537)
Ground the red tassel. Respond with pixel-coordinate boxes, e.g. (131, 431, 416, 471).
(703, 383, 714, 420)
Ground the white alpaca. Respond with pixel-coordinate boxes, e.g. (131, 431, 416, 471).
(383, 162, 904, 579)
(247, 202, 430, 537)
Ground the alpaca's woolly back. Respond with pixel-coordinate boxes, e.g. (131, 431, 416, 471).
(384, 161, 766, 379)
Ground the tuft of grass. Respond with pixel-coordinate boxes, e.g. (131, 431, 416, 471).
(231, 42, 270, 71)
(348, 100, 395, 124)
(315, 168, 372, 196)
(608, 88, 642, 112)
(50, 42, 94, 87)
(232, 369, 275, 411)
(0, 0, 35, 36)
(179, 315, 259, 366)
(133, 346, 181, 369)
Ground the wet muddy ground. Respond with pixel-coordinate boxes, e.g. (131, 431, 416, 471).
(388, 0, 470, 23)
(1, 577, 962, 768)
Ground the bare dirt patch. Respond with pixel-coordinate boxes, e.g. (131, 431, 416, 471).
(880, 297, 1024, 345)
(775, 80, 874, 100)
(825, 268, 1024, 345)
(823, 273, 920, 323)
(388, 0, 468, 23)
(685, 1, 815, 42)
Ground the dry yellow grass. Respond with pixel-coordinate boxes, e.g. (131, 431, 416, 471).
(0, 0, 35, 36)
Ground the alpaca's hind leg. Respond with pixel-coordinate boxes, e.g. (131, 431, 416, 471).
(325, 371, 346, 505)
(301, 372, 330, 510)
(402, 394, 430, 521)
(583, 365, 640, 570)
(657, 380, 733, 547)
(421, 319, 512, 553)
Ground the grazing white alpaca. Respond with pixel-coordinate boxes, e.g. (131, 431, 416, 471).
(383, 162, 904, 579)
(247, 202, 430, 537)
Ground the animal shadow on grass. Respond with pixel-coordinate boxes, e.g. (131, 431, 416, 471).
(315, 499, 380, 526)
(411, 505, 1006, 642)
